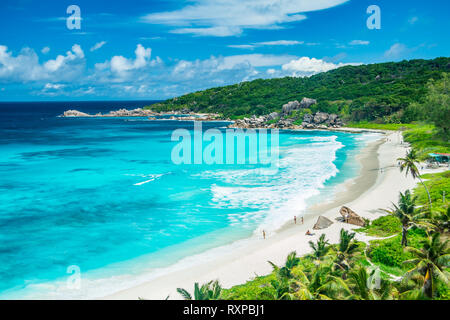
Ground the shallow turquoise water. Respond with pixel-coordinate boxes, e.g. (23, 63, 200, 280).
(0, 103, 381, 298)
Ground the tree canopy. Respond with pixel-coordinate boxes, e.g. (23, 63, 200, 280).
(148, 57, 450, 122)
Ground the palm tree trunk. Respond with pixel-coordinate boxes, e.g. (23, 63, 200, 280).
(401, 226, 408, 247)
(417, 176, 432, 208)
(423, 268, 433, 298)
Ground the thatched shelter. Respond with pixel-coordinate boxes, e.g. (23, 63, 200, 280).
(313, 215, 333, 230)
(339, 206, 366, 227)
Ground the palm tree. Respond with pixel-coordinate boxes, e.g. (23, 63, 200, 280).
(348, 266, 396, 300)
(397, 149, 432, 207)
(268, 251, 300, 279)
(398, 273, 429, 300)
(309, 234, 331, 262)
(403, 233, 450, 298)
(177, 280, 222, 300)
(333, 229, 360, 274)
(384, 190, 419, 247)
(262, 278, 293, 300)
(290, 263, 339, 300)
(426, 207, 450, 234)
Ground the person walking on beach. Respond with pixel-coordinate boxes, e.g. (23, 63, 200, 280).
(301, 217, 304, 224)
(294, 216, 297, 224)
(262, 230, 266, 240)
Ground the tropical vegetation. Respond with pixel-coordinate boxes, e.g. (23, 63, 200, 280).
(146, 58, 449, 130)
(176, 170, 449, 300)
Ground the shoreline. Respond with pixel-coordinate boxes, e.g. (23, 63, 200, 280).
(105, 130, 417, 300)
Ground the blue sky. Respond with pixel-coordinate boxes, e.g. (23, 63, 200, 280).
(0, 0, 449, 101)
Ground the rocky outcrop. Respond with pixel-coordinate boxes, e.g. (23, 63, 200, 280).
(105, 108, 155, 117)
(61, 110, 91, 117)
(339, 206, 366, 227)
(302, 111, 343, 128)
(229, 110, 344, 130)
(299, 97, 317, 109)
(281, 98, 317, 115)
(233, 115, 268, 128)
(313, 112, 329, 124)
(267, 112, 280, 121)
(229, 97, 344, 130)
(281, 100, 301, 115)
(60, 108, 155, 117)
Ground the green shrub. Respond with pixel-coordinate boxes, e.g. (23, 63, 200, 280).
(358, 215, 402, 237)
(368, 228, 427, 269)
(403, 125, 450, 160)
(221, 274, 275, 300)
(414, 171, 450, 212)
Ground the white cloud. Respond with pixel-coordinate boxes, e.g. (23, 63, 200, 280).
(142, 0, 349, 36)
(1, 43, 361, 99)
(281, 57, 359, 77)
(349, 40, 370, 46)
(97, 44, 152, 75)
(229, 40, 303, 49)
(90, 41, 107, 52)
(0, 44, 85, 82)
(384, 43, 408, 60)
(171, 26, 242, 37)
(257, 40, 303, 46)
(43, 83, 65, 90)
(221, 54, 297, 69)
(41, 47, 50, 54)
(228, 44, 256, 50)
(44, 44, 84, 72)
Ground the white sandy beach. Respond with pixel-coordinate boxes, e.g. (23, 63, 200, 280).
(105, 131, 432, 300)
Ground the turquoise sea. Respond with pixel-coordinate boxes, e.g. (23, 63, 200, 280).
(0, 101, 381, 299)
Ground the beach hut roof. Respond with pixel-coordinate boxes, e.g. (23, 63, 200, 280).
(428, 153, 450, 162)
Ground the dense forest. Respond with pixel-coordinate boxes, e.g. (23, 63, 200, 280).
(148, 57, 450, 124)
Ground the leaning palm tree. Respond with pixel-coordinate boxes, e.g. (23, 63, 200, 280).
(397, 149, 432, 207)
(333, 229, 360, 274)
(403, 233, 450, 298)
(383, 190, 420, 247)
(309, 234, 331, 262)
(177, 280, 222, 300)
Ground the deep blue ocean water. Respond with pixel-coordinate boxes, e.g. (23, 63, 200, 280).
(0, 101, 381, 298)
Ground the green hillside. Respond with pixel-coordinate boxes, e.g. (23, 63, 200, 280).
(149, 57, 450, 122)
